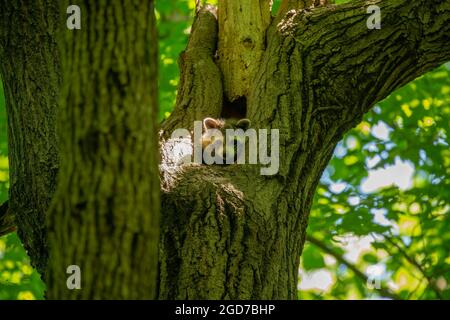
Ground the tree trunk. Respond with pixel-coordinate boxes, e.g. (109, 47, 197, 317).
(43, 1, 160, 299)
(0, 0, 61, 275)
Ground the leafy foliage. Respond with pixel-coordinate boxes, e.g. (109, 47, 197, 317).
(0, 0, 448, 300)
(301, 64, 450, 300)
(157, 0, 196, 120)
(0, 79, 45, 300)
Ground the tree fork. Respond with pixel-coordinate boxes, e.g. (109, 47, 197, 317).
(159, 0, 450, 300)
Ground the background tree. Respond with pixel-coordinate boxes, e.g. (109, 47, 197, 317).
(0, 1, 60, 275)
(44, 1, 161, 299)
(0, 0, 449, 300)
(0, 0, 160, 299)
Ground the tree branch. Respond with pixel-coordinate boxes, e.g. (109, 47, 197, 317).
(277, 0, 334, 17)
(217, 0, 271, 101)
(162, 5, 222, 134)
(306, 235, 402, 300)
(280, 0, 450, 128)
(275, 0, 335, 27)
(0, 201, 15, 237)
(385, 237, 443, 299)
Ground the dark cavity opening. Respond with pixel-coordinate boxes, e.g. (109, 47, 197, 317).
(221, 96, 247, 119)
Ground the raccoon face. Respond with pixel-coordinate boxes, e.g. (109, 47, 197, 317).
(201, 117, 251, 164)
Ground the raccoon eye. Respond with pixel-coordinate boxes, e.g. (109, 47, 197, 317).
(236, 119, 251, 130)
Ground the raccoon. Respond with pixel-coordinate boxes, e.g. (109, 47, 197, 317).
(200, 117, 251, 164)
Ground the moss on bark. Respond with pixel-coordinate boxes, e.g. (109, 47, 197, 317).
(45, 0, 160, 299)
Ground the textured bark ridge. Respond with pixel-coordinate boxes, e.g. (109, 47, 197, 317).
(0, 0, 61, 275)
(159, 0, 450, 299)
(45, 1, 160, 299)
(217, 0, 272, 101)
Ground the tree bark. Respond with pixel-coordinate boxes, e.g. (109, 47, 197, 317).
(217, 0, 271, 101)
(0, 0, 61, 275)
(162, 6, 223, 133)
(42, 1, 160, 299)
(158, 0, 450, 299)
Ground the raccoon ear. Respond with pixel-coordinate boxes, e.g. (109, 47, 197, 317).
(203, 117, 221, 130)
(236, 119, 251, 130)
